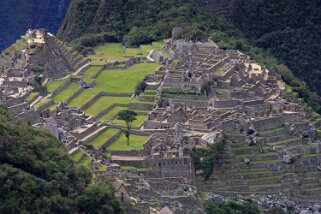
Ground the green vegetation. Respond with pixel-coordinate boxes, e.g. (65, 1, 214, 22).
(206, 199, 261, 214)
(194, 141, 225, 180)
(232, 0, 321, 101)
(117, 110, 138, 144)
(87, 128, 119, 150)
(113, 114, 147, 128)
(0, 105, 122, 213)
(100, 106, 128, 121)
(53, 82, 80, 102)
(120, 165, 151, 172)
(58, 0, 223, 47)
(88, 43, 126, 64)
(34, 97, 52, 110)
(82, 66, 101, 82)
(0, 0, 69, 51)
(106, 133, 149, 151)
(46, 78, 69, 93)
(57, 0, 321, 112)
(84, 96, 130, 116)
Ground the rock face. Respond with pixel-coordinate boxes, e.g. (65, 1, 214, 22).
(0, 0, 70, 51)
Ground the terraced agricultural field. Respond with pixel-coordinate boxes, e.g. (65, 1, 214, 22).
(112, 114, 147, 128)
(88, 42, 163, 64)
(84, 96, 130, 116)
(68, 62, 158, 107)
(106, 133, 149, 151)
(53, 82, 80, 102)
(46, 78, 69, 93)
(95, 62, 159, 93)
(99, 106, 128, 121)
(82, 66, 102, 82)
(88, 43, 127, 64)
(87, 128, 119, 150)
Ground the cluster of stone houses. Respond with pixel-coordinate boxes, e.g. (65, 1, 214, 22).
(1, 30, 321, 213)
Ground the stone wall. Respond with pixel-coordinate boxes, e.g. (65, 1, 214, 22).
(50, 78, 72, 98)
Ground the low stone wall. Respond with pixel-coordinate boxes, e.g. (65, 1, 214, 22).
(250, 116, 284, 131)
(50, 78, 72, 98)
(129, 103, 154, 111)
(66, 87, 84, 105)
(80, 92, 101, 110)
(37, 99, 55, 112)
(110, 150, 144, 157)
(214, 99, 240, 108)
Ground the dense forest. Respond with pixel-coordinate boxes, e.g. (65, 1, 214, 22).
(0, 105, 122, 213)
(231, 0, 321, 98)
(0, 0, 70, 51)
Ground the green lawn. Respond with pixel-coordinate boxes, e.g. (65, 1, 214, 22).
(113, 114, 147, 128)
(125, 42, 162, 57)
(95, 62, 159, 93)
(34, 98, 52, 110)
(120, 165, 151, 172)
(70, 149, 85, 162)
(106, 133, 149, 151)
(84, 96, 130, 116)
(26, 92, 38, 101)
(53, 82, 80, 102)
(99, 106, 129, 121)
(68, 89, 98, 107)
(88, 43, 127, 64)
(79, 155, 91, 170)
(87, 128, 119, 150)
(46, 78, 69, 93)
(82, 66, 102, 82)
(68, 62, 158, 107)
(215, 65, 227, 73)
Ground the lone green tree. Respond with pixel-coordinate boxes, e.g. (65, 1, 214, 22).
(117, 110, 137, 144)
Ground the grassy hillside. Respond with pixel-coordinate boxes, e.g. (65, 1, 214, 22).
(0, 105, 122, 213)
(0, 0, 70, 51)
(232, 0, 321, 98)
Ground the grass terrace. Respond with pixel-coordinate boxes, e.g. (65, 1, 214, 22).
(70, 149, 85, 162)
(84, 96, 130, 116)
(79, 155, 91, 170)
(125, 41, 163, 57)
(26, 92, 38, 102)
(215, 65, 227, 73)
(46, 78, 69, 93)
(112, 114, 147, 128)
(68, 63, 158, 108)
(120, 165, 151, 172)
(106, 133, 149, 151)
(88, 43, 127, 64)
(99, 106, 128, 121)
(87, 128, 119, 150)
(34, 97, 52, 110)
(82, 66, 102, 82)
(53, 82, 80, 102)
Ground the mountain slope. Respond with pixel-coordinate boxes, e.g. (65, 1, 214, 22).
(231, 0, 321, 97)
(0, 0, 70, 51)
(0, 105, 122, 213)
(57, 0, 222, 45)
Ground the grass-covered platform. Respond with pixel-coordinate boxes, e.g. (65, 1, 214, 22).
(106, 132, 149, 151)
(87, 128, 119, 150)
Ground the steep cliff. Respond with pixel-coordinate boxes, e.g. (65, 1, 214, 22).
(0, 0, 70, 51)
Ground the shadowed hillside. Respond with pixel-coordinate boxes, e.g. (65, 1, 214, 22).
(0, 0, 70, 51)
